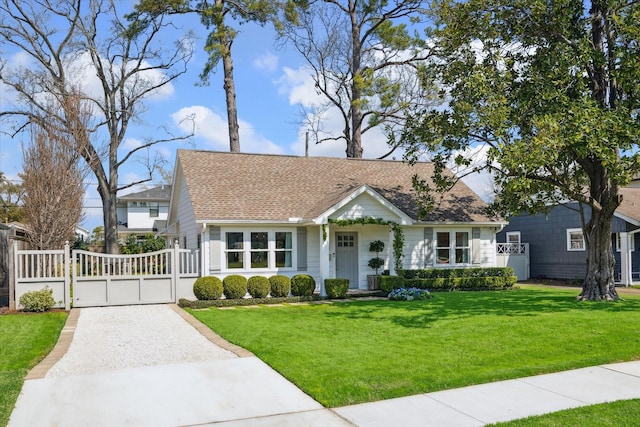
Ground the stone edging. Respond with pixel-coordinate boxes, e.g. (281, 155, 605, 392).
(26, 308, 80, 380)
(168, 304, 254, 358)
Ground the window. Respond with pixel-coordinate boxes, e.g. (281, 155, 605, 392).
(275, 232, 293, 267)
(506, 232, 521, 245)
(223, 230, 295, 270)
(226, 232, 244, 269)
(337, 234, 355, 248)
(567, 228, 585, 251)
(436, 230, 471, 265)
(139, 201, 147, 207)
(149, 202, 159, 218)
(436, 232, 450, 264)
(616, 233, 635, 252)
(251, 232, 269, 268)
(455, 232, 470, 264)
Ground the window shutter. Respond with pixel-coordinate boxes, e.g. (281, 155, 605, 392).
(297, 227, 307, 271)
(424, 227, 434, 266)
(472, 227, 481, 264)
(209, 226, 221, 272)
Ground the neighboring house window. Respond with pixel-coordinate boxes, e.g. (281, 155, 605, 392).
(567, 228, 585, 251)
(149, 202, 159, 218)
(506, 231, 521, 245)
(616, 233, 635, 252)
(224, 230, 294, 270)
(139, 201, 147, 207)
(436, 231, 471, 265)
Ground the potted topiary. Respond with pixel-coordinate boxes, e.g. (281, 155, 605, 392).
(367, 240, 385, 290)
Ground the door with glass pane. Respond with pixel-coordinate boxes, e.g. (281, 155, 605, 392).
(336, 232, 358, 289)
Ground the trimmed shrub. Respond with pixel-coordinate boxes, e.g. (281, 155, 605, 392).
(193, 276, 223, 300)
(20, 286, 57, 312)
(325, 278, 349, 299)
(291, 274, 316, 296)
(223, 275, 248, 299)
(269, 275, 291, 297)
(378, 275, 404, 292)
(247, 276, 270, 298)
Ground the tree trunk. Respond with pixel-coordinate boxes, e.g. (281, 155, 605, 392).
(578, 194, 619, 301)
(98, 182, 120, 255)
(218, 0, 240, 153)
(347, 0, 363, 159)
(222, 50, 240, 152)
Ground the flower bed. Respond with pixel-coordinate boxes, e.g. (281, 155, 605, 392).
(388, 287, 433, 301)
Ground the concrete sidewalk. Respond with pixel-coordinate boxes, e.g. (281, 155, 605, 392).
(9, 305, 640, 426)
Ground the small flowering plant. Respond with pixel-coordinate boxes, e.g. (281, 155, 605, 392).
(388, 287, 432, 301)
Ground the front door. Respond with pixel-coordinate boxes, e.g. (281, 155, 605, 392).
(336, 232, 358, 289)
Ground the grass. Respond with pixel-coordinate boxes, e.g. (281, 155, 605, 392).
(0, 312, 67, 427)
(490, 398, 640, 426)
(189, 286, 640, 407)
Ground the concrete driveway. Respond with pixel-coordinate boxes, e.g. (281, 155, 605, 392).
(9, 305, 349, 426)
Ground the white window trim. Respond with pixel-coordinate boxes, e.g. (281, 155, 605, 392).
(434, 229, 472, 267)
(221, 228, 297, 272)
(506, 231, 521, 245)
(616, 233, 635, 252)
(566, 228, 585, 251)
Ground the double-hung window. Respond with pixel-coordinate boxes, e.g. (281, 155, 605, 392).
(224, 230, 294, 270)
(566, 228, 585, 251)
(436, 230, 471, 266)
(149, 202, 159, 218)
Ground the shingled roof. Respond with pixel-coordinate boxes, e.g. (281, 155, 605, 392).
(119, 185, 172, 201)
(175, 150, 496, 223)
(618, 187, 640, 224)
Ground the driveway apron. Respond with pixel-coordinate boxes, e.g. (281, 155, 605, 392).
(9, 305, 347, 427)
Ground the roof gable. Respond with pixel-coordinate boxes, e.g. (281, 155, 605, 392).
(617, 187, 640, 225)
(119, 185, 172, 201)
(174, 150, 495, 223)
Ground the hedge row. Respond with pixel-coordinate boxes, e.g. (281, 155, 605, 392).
(379, 268, 517, 292)
(179, 296, 316, 309)
(193, 274, 317, 301)
(400, 267, 515, 279)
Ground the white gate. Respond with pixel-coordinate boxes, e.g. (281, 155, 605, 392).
(496, 243, 530, 281)
(14, 242, 199, 309)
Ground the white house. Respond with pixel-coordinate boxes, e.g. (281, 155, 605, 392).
(166, 150, 507, 290)
(117, 186, 171, 239)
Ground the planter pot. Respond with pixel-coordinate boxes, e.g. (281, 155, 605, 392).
(367, 275, 379, 290)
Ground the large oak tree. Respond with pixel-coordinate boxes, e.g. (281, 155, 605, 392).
(402, 0, 640, 300)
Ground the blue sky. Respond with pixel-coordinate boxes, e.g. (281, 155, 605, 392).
(0, 7, 493, 233)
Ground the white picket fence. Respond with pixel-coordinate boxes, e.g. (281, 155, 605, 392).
(14, 242, 200, 310)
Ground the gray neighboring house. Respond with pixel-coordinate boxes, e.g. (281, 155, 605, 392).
(116, 185, 171, 239)
(497, 185, 640, 286)
(166, 150, 508, 291)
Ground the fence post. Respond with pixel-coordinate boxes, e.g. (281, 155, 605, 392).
(64, 241, 71, 310)
(9, 241, 16, 311)
(173, 240, 179, 303)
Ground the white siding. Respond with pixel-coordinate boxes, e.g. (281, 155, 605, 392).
(176, 179, 198, 248)
(332, 193, 401, 223)
(404, 227, 427, 270)
(126, 202, 169, 229)
(306, 225, 321, 289)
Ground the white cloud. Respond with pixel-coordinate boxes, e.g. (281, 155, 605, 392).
(276, 66, 322, 108)
(253, 52, 278, 72)
(171, 105, 284, 154)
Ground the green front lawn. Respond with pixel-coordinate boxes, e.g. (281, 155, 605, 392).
(491, 398, 640, 426)
(0, 312, 67, 427)
(189, 286, 640, 407)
